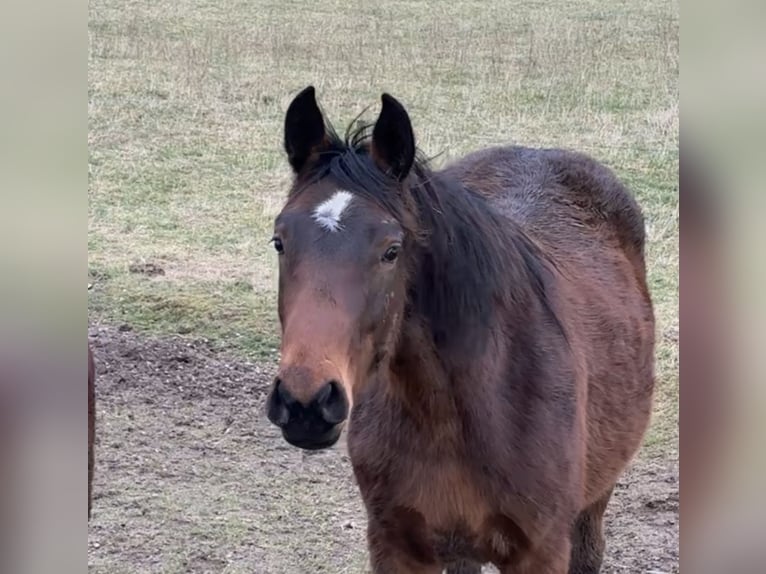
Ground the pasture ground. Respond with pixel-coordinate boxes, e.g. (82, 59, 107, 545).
(88, 0, 678, 571)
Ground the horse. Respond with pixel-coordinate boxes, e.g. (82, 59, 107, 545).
(265, 86, 655, 573)
(88, 342, 95, 520)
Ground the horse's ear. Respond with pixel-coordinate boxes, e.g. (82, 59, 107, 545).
(371, 93, 415, 180)
(284, 86, 327, 173)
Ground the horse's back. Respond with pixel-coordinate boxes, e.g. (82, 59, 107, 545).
(443, 145, 649, 311)
(444, 146, 645, 267)
(444, 146, 655, 502)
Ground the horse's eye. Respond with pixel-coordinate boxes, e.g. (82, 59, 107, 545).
(272, 237, 284, 255)
(382, 244, 400, 264)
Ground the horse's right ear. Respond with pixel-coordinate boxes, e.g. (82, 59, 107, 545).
(284, 86, 327, 173)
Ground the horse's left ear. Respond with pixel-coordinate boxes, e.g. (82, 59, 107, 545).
(371, 93, 416, 180)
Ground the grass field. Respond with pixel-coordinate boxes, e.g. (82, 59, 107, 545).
(88, 0, 678, 570)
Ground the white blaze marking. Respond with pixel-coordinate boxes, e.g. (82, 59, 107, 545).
(312, 190, 353, 232)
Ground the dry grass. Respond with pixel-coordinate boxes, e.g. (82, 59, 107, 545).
(88, 0, 678, 448)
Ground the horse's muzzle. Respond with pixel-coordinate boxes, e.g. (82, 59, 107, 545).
(266, 378, 348, 450)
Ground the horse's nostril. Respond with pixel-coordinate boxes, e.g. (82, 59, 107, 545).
(316, 380, 349, 425)
(267, 378, 291, 428)
(313, 379, 332, 405)
(275, 377, 296, 406)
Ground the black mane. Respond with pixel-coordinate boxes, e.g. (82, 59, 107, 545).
(292, 121, 566, 356)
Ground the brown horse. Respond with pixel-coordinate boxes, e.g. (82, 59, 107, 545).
(265, 86, 654, 573)
(88, 342, 95, 520)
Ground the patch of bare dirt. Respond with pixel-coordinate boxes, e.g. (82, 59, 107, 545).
(128, 262, 166, 277)
(87, 325, 678, 573)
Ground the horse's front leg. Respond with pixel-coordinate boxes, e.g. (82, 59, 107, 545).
(367, 519, 443, 574)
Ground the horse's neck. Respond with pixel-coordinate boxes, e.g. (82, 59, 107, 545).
(384, 321, 463, 418)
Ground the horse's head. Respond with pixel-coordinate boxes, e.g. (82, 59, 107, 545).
(265, 86, 417, 450)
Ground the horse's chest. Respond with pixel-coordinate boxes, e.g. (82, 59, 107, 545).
(402, 461, 490, 532)
(348, 405, 526, 564)
(356, 456, 520, 564)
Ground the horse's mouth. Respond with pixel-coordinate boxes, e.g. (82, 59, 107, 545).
(281, 426, 342, 451)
